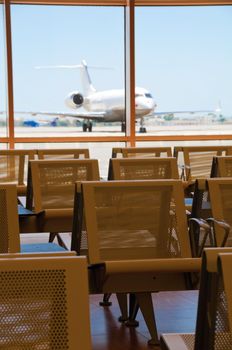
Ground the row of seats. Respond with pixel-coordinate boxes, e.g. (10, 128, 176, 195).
(2, 179, 232, 347)
(2, 146, 232, 192)
(2, 150, 232, 257)
(0, 149, 89, 196)
(0, 146, 232, 179)
(2, 146, 232, 347)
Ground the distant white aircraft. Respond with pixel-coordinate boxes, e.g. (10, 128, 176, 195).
(32, 59, 156, 132)
(2, 60, 219, 132)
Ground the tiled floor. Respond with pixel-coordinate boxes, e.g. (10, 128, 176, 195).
(20, 232, 198, 349)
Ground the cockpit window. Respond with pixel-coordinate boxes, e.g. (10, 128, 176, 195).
(135, 92, 153, 98)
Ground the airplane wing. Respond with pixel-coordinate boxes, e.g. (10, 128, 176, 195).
(15, 111, 106, 122)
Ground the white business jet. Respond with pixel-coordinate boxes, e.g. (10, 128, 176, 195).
(34, 60, 157, 132)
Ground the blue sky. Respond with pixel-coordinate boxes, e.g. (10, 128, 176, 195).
(1, 4, 232, 116)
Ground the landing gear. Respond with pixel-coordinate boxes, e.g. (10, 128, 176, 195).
(82, 120, 93, 132)
(121, 121, 126, 132)
(139, 118, 147, 133)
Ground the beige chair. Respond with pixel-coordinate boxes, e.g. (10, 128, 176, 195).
(0, 254, 91, 350)
(0, 149, 36, 196)
(189, 178, 232, 256)
(188, 179, 212, 257)
(173, 146, 232, 183)
(37, 148, 90, 160)
(105, 157, 180, 306)
(0, 184, 21, 253)
(23, 159, 100, 247)
(0, 183, 68, 253)
(160, 248, 232, 350)
(207, 178, 232, 248)
(112, 146, 172, 158)
(211, 156, 232, 177)
(72, 179, 202, 345)
(108, 157, 179, 180)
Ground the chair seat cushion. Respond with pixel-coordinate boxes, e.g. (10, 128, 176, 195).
(21, 243, 67, 253)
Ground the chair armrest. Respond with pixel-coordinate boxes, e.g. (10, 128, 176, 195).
(189, 218, 211, 257)
(105, 258, 201, 274)
(206, 218, 231, 247)
(189, 217, 211, 231)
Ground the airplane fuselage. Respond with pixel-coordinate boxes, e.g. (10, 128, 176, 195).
(81, 87, 156, 122)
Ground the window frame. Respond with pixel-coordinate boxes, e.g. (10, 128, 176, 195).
(2, 0, 232, 148)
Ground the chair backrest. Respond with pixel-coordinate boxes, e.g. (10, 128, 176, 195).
(27, 159, 100, 211)
(207, 178, 232, 247)
(194, 248, 232, 350)
(79, 180, 191, 264)
(108, 157, 179, 180)
(218, 253, 232, 343)
(0, 255, 91, 350)
(0, 150, 36, 195)
(111, 147, 172, 158)
(175, 146, 232, 181)
(211, 156, 232, 178)
(190, 179, 211, 219)
(37, 148, 90, 160)
(0, 184, 20, 253)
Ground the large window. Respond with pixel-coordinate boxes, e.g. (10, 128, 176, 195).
(1, 2, 232, 147)
(135, 6, 232, 136)
(0, 4, 7, 138)
(11, 5, 125, 137)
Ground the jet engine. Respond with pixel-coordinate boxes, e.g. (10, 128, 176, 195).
(65, 91, 84, 109)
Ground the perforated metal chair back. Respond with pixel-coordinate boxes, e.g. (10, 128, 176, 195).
(183, 147, 230, 181)
(112, 147, 172, 158)
(0, 184, 20, 253)
(81, 180, 191, 264)
(211, 156, 232, 178)
(37, 148, 90, 160)
(195, 249, 232, 349)
(207, 178, 232, 247)
(108, 157, 179, 180)
(28, 159, 100, 212)
(160, 248, 232, 350)
(174, 146, 232, 182)
(0, 150, 36, 195)
(0, 255, 91, 350)
(218, 253, 232, 347)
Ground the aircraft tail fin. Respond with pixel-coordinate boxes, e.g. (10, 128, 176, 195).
(35, 59, 113, 96)
(80, 60, 96, 96)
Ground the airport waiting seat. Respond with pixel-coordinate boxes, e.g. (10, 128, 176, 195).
(188, 179, 212, 257)
(72, 179, 202, 345)
(211, 155, 232, 177)
(0, 254, 91, 350)
(37, 148, 90, 160)
(160, 248, 232, 350)
(0, 149, 36, 196)
(111, 146, 172, 158)
(108, 157, 179, 180)
(104, 157, 180, 306)
(207, 178, 232, 248)
(173, 146, 232, 183)
(189, 178, 232, 256)
(22, 159, 100, 247)
(0, 183, 67, 253)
